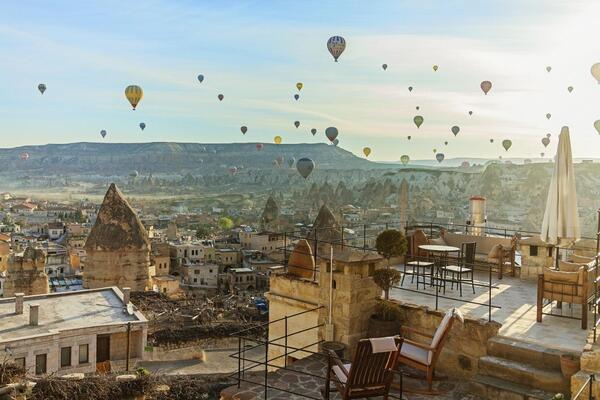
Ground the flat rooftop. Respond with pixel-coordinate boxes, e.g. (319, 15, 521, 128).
(0, 287, 144, 342)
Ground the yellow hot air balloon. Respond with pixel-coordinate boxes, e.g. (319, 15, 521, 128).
(591, 63, 600, 84)
(125, 85, 143, 110)
(274, 136, 282, 145)
(363, 147, 371, 157)
(296, 82, 303, 91)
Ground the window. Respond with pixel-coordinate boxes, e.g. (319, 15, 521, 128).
(61, 347, 71, 368)
(195, 270, 199, 275)
(79, 344, 89, 364)
(530, 245, 538, 257)
(209, 269, 213, 273)
(193, 278, 197, 283)
(35, 354, 47, 375)
(14, 357, 25, 369)
(368, 263, 376, 276)
(548, 247, 553, 257)
(163, 288, 167, 293)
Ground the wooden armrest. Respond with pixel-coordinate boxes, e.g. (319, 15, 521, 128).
(401, 326, 433, 339)
(402, 338, 435, 351)
(326, 349, 347, 373)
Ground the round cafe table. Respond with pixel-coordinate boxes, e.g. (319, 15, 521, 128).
(418, 244, 461, 289)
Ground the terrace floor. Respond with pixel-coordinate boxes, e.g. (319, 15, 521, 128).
(389, 269, 591, 353)
(220, 353, 482, 400)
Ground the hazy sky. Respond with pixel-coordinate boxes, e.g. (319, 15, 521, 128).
(1, 1, 600, 161)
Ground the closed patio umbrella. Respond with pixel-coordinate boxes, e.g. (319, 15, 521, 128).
(540, 126, 580, 246)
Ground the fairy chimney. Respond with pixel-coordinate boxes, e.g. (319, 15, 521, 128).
(308, 204, 343, 259)
(84, 184, 151, 291)
(287, 239, 315, 279)
(261, 196, 280, 231)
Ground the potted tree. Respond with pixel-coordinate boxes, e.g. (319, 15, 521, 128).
(375, 229, 408, 272)
(368, 268, 402, 337)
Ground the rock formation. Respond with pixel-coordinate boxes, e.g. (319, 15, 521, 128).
(307, 204, 343, 258)
(4, 246, 49, 296)
(261, 195, 280, 231)
(84, 183, 151, 291)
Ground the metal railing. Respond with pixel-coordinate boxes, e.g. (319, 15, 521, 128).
(228, 305, 404, 399)
(573, 373, 596, 400)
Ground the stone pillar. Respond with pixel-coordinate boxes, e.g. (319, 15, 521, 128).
(15, 293, 24, 314)
(29, 304, 39, 326)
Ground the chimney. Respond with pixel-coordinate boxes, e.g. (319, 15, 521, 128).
(29, 304, 39, 326)
(15, 293, 24, 315)
(122, 287, 130, 305)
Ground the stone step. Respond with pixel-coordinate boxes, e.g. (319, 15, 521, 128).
(469, 374, 560, 400)
(479, 355, 569, 394)
(487, 336, 563, 372)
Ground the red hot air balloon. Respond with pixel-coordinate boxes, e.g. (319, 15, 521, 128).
(256, 143, 264, 151)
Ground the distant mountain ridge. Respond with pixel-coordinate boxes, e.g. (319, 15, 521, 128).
(0, 142, 397, 176)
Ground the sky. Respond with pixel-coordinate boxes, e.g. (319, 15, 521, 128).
(1, 1, 600, 161)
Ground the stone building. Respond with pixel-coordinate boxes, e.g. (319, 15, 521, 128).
(84, 184, 151, 291)
(4, 247, 49, 297)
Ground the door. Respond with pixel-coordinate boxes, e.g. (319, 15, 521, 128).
(96, 335, 110, 362)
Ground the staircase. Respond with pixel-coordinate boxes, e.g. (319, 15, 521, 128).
(470, 336, 571, 399)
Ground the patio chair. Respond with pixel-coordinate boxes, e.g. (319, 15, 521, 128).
(440, 242, 476, 296)
(395, 308, 463, 394)
(402, 231, 434, 289)
(323, 337, 399, 400)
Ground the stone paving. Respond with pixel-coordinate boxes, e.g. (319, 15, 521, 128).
(220, 354, 482, 400)
(389, 270, 590, 353)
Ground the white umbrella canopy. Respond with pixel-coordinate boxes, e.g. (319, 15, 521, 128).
(540, 126, 580, 245)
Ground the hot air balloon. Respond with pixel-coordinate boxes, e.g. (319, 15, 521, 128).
(400, 155, 409, 165)
(240, 126, 248, 134)
(124, 85, 143, 110)
(311, 128, 317, 136)
(296, 158, 315, 179)
(591, 63, 600, 83)
(256, 143, 264, 151)
(542, 137, 550, 147)
(413, 116, 424, 128)
(444, 141, 448, 146)
(100, 130, 107, 138)
(37, 84, 46, 94)
(274, 136, 282, 144)
(415, 106, 420, 110)
(407, 136, 411, 140)
(502, 139, 512, 151)
(218, 94, 224, 101)
(382, 64, 388, 71)
(288, 157, 295, 168)
(363, 147, 371, 157)
(436, 153, 444, 163)
(595, 120, 600, 135)
(546, 133, 551, 138)
(228, 166, 237, 175)
(433, 65, 438, 72)
(296, 82, 303, 91)
(197, 74, 204, 83)
(490, 139, 494, 143)
(480, 80, 492, 95)
(546, 113, 551, 119)
(567, 86, 573, 93)
(546, 66, 551, 73)
(408, 86, 413, 92)
(294, 94, 300, 101)
(333, 139, 339, 146)
(294, 121, 300, 128)
(139, 122, 146, 131)
(327, 36, 346, 62)
(325, 127, 338, 142)
(468, 111, 473, 116)
(451, 126, 460, 136)
(432, 149, 437, 154)
(20, 152, 29, 161)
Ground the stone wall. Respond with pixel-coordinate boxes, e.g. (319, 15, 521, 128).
(266, 274, 320, 368)
(143, 337, 238, 362)
(571, 328, 600, 398)
(391, 301, 501, 380)
(84, 249, 151, 291)
(4, 269, 49, 297)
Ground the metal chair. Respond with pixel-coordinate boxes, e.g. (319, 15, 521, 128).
(403, 232, 434, 290)
(441, 242, 476, 296)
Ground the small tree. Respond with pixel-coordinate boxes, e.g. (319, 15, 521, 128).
(373, 268, 401, 300)
(375, 229, 407, 268)
(218, 216, 234, 231)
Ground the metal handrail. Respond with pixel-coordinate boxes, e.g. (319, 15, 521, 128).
(572, 373, 595, 400)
